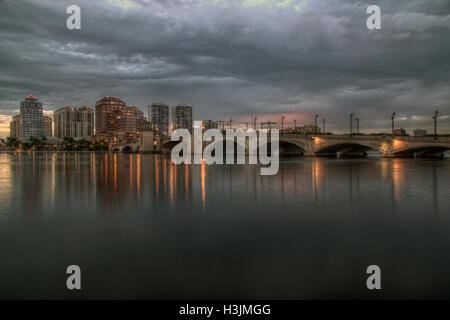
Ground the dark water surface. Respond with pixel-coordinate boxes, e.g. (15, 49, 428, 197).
(1, 152, 450, 299)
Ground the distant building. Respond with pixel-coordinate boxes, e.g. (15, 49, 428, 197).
(10, 115, 22, 140)
(172, 104, 193, 133)
(95, 96, 127, 141)
(95, 97, 148, 144)
(202, 120, 218, 131)
(20, 94, 44, 141)
(413, 129, 427, 137)
(116, 106, 148, 144)
(393, 128, 407, 136)
(54, 106, 94, 139)
(292, 124, 321, 134)
(43, 115, 53, 138)
(148, 102, 169, 137)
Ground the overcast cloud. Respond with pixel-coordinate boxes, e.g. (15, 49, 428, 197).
(0, 0, 449, 136)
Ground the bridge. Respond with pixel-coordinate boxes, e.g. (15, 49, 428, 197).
(112, 133, 450, 158)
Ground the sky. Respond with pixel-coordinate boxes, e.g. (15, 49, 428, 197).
(0, 0, 449, 137)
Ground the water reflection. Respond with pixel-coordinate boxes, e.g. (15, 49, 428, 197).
(0, 153, 448, 218)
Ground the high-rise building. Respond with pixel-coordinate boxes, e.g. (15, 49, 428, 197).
(43, 115, 53, 138)
(10, 115, 22, 140)
(172, 104, 193, 133)
(54, 106, 94, 139)
(148, 102, 169, 137)
(116, 106, 148, 144)
(95, 97, 148, 144)
(20, 94, 44, 141)
(95, 96, 127, 141)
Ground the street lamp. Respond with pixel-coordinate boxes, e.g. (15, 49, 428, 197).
(281, 115, 285, 133)
(433, 110, 439, 140)
(294, 119, 297, 130)
(315, 114, 318, 135)
(391, 112, 396, 136)
(350, 113, 353, 135)
(322, 118, 325, 134)
(356, 118, 359, 134)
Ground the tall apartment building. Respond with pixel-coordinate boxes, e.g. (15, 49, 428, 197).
(116, 106, 148, 144)
(172, 104, 193, 133)
(95, 96, 127, 141)
(148, 102, 169, 137)
(10, 115, 22, 140)
(43, 115, 53, 138)
(95, 97, 148, 144)
(54, 106, 94, 139)
(20, 94, 44, 141)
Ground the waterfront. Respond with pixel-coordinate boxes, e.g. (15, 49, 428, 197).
(1, 152, 450, 299)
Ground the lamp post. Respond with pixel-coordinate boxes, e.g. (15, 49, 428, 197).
(281, 115, 285, 133)
(229, 119, 232, 129)
(245, 122, 248, 130)
(433, 110, 439, 140)
(294, 119, 297, 130)
(315, 114, 318, 135)
(391, 112, 396, 136)
(350, 113, 353, 135)
(356, 118, 359, 134)
(322, 118, 325, 134)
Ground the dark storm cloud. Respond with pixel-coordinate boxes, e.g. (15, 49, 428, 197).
(0, 0, 449, 135)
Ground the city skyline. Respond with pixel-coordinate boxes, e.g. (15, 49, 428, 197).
(5, 93, 450, 140)
(0, 0, 449, 137)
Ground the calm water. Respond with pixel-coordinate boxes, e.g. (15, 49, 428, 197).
(1, 152, 450, 299)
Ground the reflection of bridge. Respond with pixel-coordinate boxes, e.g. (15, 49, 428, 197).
(113, 133, 450, 158)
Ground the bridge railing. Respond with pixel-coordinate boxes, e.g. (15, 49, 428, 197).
(279, 133, 450, 142)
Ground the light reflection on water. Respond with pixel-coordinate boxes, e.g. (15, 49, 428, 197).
(0, 152, 450, 299)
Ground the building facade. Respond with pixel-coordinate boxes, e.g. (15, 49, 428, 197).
(116, 106, 148, 144)
(413, 129, 427, 137)
(10, 115, 22, 140)
(20, 95, 44, 141)
(95, 96, 127, 141)
(54, 106, 94, 139)
(172, 104, 193, 133)
(394, 128, 407, 136)
(95, 97, 148, 144)
(148, 102, 169, 137)
(202, 120, 218, 131)
(43, 115, 53, 138)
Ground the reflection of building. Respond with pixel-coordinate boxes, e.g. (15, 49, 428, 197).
(172, 104, 193, 133)
(95, 97, 148, 144)
(20, 94, 44, 141)
(202, 120, 218, 131)
(148, 102, 169, 137)
(54, 106, 94, 139)
(413, 128, 427, 137)
(10, 115, 22, 140)
(43, 115, 53, 137)
(394, 128, 407, 136)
